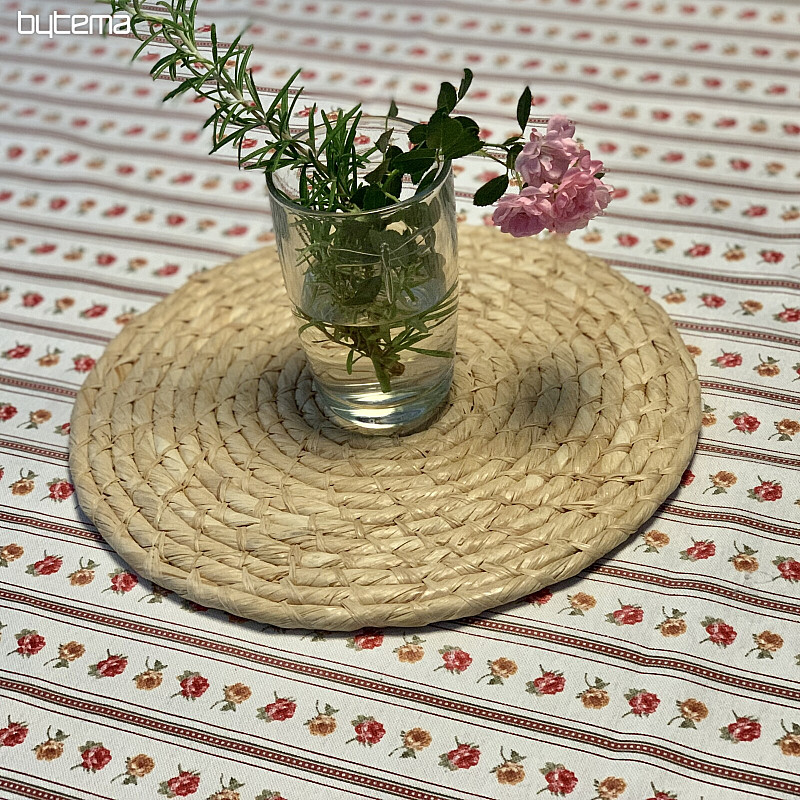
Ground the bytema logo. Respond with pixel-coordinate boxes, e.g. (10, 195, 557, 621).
(17, 11, 131, 37)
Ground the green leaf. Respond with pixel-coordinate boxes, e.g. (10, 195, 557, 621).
(375, 128, 394, 154)
(388, 99, 399, 118)
(457, 68, 474, 100)
(393, 147, 437, 175)
(363, 161, 388, 186)
(426, 111, 462, 150)
(361, 184, 390, 211)
(442, 131, 482, 160)
(346, 275, 382, 306)
(436, 81, 457, 113)
(453, 115, 480, 135)
(516, 86, 532, 131)
(473, 174, 509, 206)
(408, 124, 428, 145)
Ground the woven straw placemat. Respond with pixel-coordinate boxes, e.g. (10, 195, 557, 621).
(70, 225, 700, 630)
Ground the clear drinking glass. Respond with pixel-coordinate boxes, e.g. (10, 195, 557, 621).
(267, 147, 458, 435)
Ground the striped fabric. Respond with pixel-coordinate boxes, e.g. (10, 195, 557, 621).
(0, 1, 798, 798)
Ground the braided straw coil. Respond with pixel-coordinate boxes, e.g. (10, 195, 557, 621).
(70, 225, 700, 630)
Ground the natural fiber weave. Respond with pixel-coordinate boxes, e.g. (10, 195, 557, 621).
(70, 225, 701, 630)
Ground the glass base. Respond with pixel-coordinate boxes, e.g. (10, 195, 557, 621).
(313, 365, 453, 435)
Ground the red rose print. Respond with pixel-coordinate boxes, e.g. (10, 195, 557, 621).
(703, 619, 737, 646)
(685, 243, 711, 257)
(92, 653, 128, 677)
(79, 743, 112, 771)
(723, 715, 761, 743)
(661, 151, 684, 163)
(14, 631, 46, 656)
(528, 669, 565, 696)
(351, 631, 384, 651)
(224, 225, 248, 236)
(73, 355, 96, 373)
(156, 264, 180, 277)
(750, 480, 782, 502)
(625, 690, 660, 716)
(543, 765, 578, 794)
(0, 403, 16, 421)
(652, 110, 670, 121)
(680, 469, 695, 486)
(783, 123, 800, 135)
(96, 253, 116, 266)
(80, 304, 107, 319)
(4, 344, 31, 359)
(49, 197, 67, 211)
(743, 205, 767, 217)
(232, 179, 251, 191)
(438, 647, 472, 673)
(776, 308, 800, 323)
(104, 204, 127, 217)
(444, 742, 480, 770)
(172, 173, 193, 184)
(32, 243, 56, 254)
(351, 717, 385, 745)
(22, 292, 44, 307)
(775, 557, 800, 582)
(177, 672, 209, 699)
(608, 604, 644, 625)
(730, 158, 750, 171)
(31, 554, 63, 575)
(165, 769, 201, 796)
(713, 352, 742, 368)
(715, 117, 736, 128)
(760, 249, 784, 264)
(263, 697, 296, 722)
(674, 193, 695, 206)
(166, 214, 185, 226)
(48, 480, 74, 501)
(617, 233, 638, 247)
(109, 571, 138, 593)
(683, 540, 716, 561)
(0, 720, 28, 747)
(701, 294, 725, 308)
(611, 187, 628, 199)
(7, 146, 23, 159)
(731, 413, 760, 433)
(527, 588, 553, 605)
(598, 142, 617, 154)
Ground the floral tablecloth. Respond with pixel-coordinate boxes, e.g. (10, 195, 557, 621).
(1, 1, 799, 798)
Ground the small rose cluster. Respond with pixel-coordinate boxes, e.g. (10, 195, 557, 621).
(493, 116, 611, 237)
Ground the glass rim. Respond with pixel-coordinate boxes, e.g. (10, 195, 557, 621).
(265, 118, 452, 218)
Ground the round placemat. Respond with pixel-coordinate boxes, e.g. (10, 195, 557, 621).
(70, 225, 700, 631)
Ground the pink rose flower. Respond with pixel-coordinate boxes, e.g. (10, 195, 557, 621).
(492, 187, 552, 237)
(548, 151, 611, 234)
(515, 115, 580, 187)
